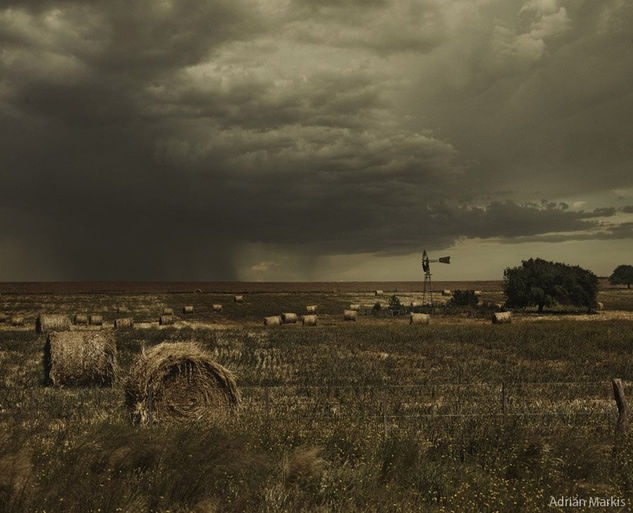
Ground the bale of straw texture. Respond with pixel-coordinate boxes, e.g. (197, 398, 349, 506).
(441, 290, 452, 296)
(492, 312, 512, 324)
(306, 305, 317, 314)
(89, 315, 103, 326)
(183, 305, 194, 314)
(212, 304, 223, 312)
(343, 310, 357, 321)
(597, 302, 604, 310)
(36, 314, 71, 333)
(349, 304, 360, 311)
(116, 306, 129, 313)
(114, 317, 134, 329)
(125, 341, 240, 424)
(162, 307, 174, 315)
(302, 315, 318, 326)
(474, 290, 482, 297)
(159, 315, 175, 326)
(264, 316, 282, 326)
(11, 316, 24, 326)
(410, 313, 430, 325)
(0, 313, 8, 323)
(45, 331, 118, 387)
(375, 290, 383, 296)
(281, 312, 298, 324)
(73, 314, 88, 326)
(234, 295, 244, 303)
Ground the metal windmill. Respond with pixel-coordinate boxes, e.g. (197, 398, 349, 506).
(421, 250, 451, 306)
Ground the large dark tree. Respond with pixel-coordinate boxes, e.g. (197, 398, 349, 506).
(609, 265, 633, 289)
(504, 258, 598, 313)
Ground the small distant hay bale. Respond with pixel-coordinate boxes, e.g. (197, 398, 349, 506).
(212, 304, 223, 312)
(73, 314, 88, 326)
(194, 288, 203, 294)
(125, 341, 240, 424)
(302, 315, 318, 326)
(375, 290, 383, 296)
(116, 306, 129, 314)
(114, 318, 134, 329)
(0, 313, 8, 323)
(281, 312, 298, 324)
(597, 302, 604, 311)
(306, 305, 317, 314)
(36, 314, 71, 333)
(349, 304, 360, 311)
(474, 290, 482, 297)
(162, 307, 174, 315)
(11, 316, 24, 326)
(234, 295, 244, 303)
(45, 331, 118, 387)
(183, 305, 194, 314)
(492, 312, 512, 324)
(410, 301, 420, 307)
(159, 315, 175, 326)
(89, 315, 103, 326)
(343, 310, 357, 321)
(264, 316, 281, 326)
(410, 313, 430, 325)
(441, 290, 452, 296)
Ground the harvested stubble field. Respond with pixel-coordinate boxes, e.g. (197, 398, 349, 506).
(1, 285, 633, 513)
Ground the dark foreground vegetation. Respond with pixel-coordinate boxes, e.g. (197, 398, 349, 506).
(1, 321, 633, 512)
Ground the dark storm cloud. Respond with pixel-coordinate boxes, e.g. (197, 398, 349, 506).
(0, 0, 631, 280)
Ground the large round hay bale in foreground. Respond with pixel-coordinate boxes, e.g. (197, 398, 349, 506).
(183, 305, 194, 314)
(264, 315, 281, 326)
(45, 331, 118, 387)
(159, 315, 175, 326)
(343, 310, 357, 321)
(492, 312, 512, 324)
(410, 313, 430, 325)
(125, 342, 240, 424)
(89, 315, 103, 326)
(306, 305, 317, 314)
(212, 304, 223, 312)
(234, 295, 244, 303)
(73, 314, 88, 326)
(302, 314, 318, 326)
(36, 314, 71, 333)
(281, 312, 298, 324)
(114, 317, 134, 329)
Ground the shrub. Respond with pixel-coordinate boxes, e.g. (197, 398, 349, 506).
(451, 290, 479, 307)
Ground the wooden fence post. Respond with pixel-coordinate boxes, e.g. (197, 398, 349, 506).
(612, 378, 628, 434)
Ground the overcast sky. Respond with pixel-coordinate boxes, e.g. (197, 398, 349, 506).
(1, 0, 632, 281)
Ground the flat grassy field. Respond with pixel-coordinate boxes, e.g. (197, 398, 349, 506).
(1, 286, 633, 512)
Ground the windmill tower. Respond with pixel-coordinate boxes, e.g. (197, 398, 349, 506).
(421, 250, 451, 306)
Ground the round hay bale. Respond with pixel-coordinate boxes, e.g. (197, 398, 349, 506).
(36, 314, 71, 333)
(306, 305, 317, 314)
(183, 305, 194, 314)
(212, 304, 223, 312)
(10, 316, 24, 326)
(73, 314, 88, 326)
(234, 295, 244, 303)
(302, 314, 318, 326)
(116, 306, 129, 314)
(597, 301, 604, 310)
(45, 331, 118, 387)
(410, 313, 430, 325)
(492, 312, 512, 324)
(162, 307, 174, 315)
(264, 315, 281, 326)
(410, 301, 420, 308)
(375, 290, 383, 296)
(125, 342, 240, 424)
(89, 315, 103, 326)
(343, 310, 357, 321)
(441, 290, 452, 296)
(474, 290, 482, 297)
(194, 288, 203, 294)
(114, 317, 134, 329)
(159, 315, 175, 326)
(281, 312, 298, 324)
(349, 304, 360, 311)
(0, 313, 8, 323)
